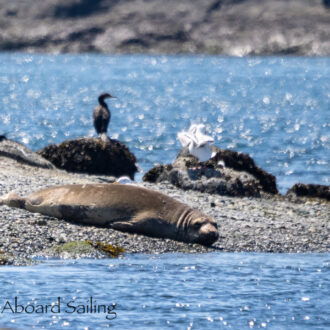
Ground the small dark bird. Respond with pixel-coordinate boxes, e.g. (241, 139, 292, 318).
(93, 92, 116, 141)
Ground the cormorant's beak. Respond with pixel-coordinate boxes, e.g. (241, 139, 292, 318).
(107, 95, 116, 99)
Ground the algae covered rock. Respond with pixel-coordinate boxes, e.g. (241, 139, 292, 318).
(210, 147, 278, 194)
(87, 241, 125, 258)
(54, 241, 97, 258)
(48, 241, 125, 259)
(286, 183, 330, 201)
(38, 137, 138, 179)
(144, 162, 261, 197)
(143, 146, 278, 197)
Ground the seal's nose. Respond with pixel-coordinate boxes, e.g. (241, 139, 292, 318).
(197, 223, 219, 246)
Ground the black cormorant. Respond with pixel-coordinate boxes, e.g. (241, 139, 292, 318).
(93, 92, 115, 141)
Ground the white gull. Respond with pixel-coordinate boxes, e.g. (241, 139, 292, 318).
(177, 124, 216, 162)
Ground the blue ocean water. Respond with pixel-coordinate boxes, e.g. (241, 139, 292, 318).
(0, 253, 329, 329)
(0, 54, 329, 329)
(0, 54, 329, 193)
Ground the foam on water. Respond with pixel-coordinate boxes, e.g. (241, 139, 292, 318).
(0, 54, 329, 193)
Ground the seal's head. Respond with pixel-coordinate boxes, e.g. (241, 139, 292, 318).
(184, 212, 219, 246)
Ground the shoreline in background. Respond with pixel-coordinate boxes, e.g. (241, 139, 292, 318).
(1, 0, 330, 56)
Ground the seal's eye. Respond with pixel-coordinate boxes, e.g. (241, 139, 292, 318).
(193, 222, 201, 230)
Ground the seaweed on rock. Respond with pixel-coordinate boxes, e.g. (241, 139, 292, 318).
(38, 137, 138, 179)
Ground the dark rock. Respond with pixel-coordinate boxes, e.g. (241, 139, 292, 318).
(143, 148, 276, 197)
(0, 138, 55, 169)
(38, 137, 138, 179)
(144, 164, 261, 197)
(210, 147, 278, 194)
(173, 147, 277, 194)
(142, 164, 173, 183)
(287, 183, 330, 201)
(51, 0, 109, 19)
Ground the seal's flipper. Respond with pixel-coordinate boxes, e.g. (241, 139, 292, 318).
(110, 221, 136, 233)
(110, 214, 173, 238)
(0, 192, 26, 209)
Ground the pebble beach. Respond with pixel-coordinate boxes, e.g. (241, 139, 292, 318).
(0, 155, 329, 265)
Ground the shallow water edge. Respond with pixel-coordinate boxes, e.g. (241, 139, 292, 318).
(0, 252, 329, 329)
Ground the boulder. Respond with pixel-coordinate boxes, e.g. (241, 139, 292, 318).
(0, 137, 55, 169)
(286, 183, 330, 201)
(210, 147, 278, 194)
(143, 147, 278, 197)
(43, 241, 125, 259)
(0, 251, 35, 266)
(38, 137, 138, 179)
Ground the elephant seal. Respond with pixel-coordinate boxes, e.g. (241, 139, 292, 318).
(0, 184, 219, 246)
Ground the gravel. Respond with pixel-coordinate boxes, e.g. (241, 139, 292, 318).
(0, 156, 329, 263)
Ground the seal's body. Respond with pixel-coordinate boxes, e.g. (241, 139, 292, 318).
(0, 184, 218, 246)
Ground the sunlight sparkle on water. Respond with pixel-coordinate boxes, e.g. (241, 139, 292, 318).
(0, 54, 329, 193)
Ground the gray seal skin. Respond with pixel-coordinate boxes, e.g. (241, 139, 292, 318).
(0, 184, 219, 246)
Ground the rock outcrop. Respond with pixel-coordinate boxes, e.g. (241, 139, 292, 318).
(210, 147, 278, 194)
(38, 137, 138, 179)
(143, 147, 277, 197)
(287, 183, 330, 201)
(0, 137, 54, 169)
(0, 0, 330, 56)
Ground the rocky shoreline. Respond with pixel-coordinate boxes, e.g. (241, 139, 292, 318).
(1, 0, 330, 56)
(0, 154, 329, 265)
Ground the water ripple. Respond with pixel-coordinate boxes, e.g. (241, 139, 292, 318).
(0, 54, 329, 193)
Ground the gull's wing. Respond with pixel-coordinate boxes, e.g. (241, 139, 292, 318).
(188, 124, 198, 135)
(195, 131, 214, 147)
(197, 135, 214, 147)
(177, 131, 198, 147)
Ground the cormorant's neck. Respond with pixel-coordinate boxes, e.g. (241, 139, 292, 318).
(98, 96, 108, 107)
